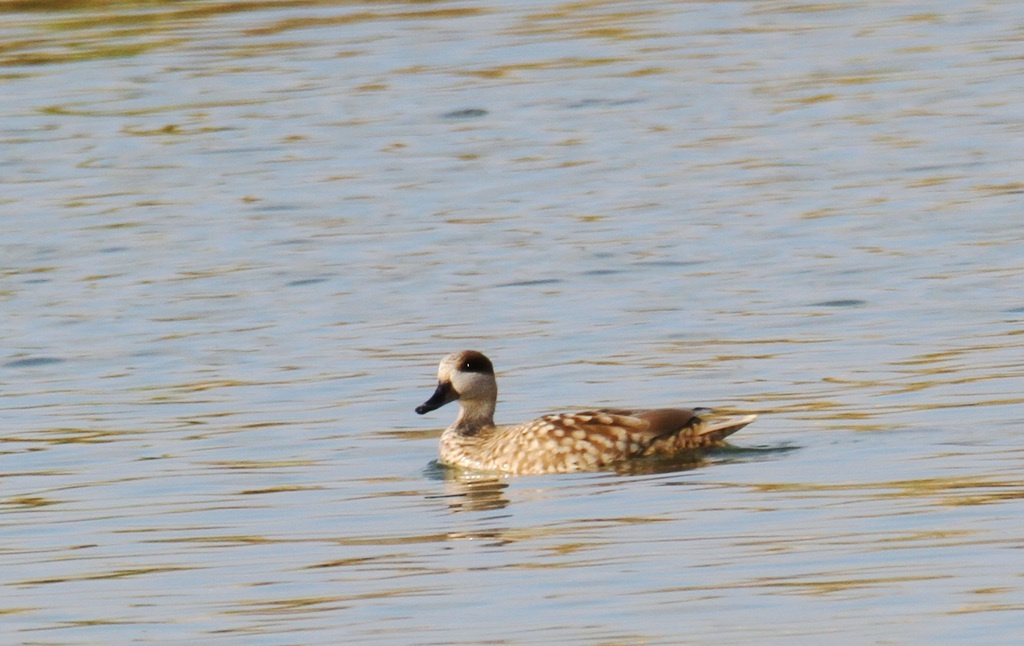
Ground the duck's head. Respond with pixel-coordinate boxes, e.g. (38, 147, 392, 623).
(415, 350, 497, 415)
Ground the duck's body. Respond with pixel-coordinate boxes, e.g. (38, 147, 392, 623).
(416, 351, 756, 475)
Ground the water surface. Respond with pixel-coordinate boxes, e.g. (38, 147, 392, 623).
(2, 1, 1024, 644)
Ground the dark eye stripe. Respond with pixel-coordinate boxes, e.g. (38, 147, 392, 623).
(459, 352, 494, 374)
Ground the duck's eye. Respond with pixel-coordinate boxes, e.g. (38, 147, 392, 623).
(460, 354, 494, 374)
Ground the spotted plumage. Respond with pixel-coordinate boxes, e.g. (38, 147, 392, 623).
(416, 350, 757, 475)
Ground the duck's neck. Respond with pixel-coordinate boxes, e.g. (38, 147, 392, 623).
(453, 400, 495, 436)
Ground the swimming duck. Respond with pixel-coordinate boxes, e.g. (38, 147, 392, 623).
(416, 350, 756, 475)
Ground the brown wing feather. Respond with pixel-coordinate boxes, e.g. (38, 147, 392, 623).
(631, 408, 701, 440)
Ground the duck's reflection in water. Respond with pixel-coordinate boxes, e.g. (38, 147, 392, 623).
(422, 452, 731, 512)
(424, 462, 511, 512)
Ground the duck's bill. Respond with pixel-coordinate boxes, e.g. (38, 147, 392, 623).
(415, 381, 455, 415)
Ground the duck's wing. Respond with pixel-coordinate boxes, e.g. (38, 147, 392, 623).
(598, 409, 757, 450)
(593, 407, 706, 440)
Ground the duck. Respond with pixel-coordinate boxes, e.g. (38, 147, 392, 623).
(415, 350, 756, 475)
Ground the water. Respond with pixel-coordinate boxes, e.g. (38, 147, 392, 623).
(3, 1, 1024, 643)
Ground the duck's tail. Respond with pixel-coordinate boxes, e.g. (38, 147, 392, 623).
(643, 411, 757, 456)
(694, 413, 758, 444)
